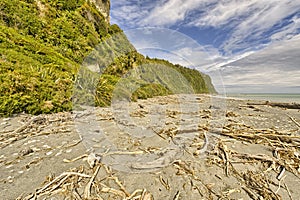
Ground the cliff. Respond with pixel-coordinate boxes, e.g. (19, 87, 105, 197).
(0, 0, 216, 116)
(90, 0, 110, 23)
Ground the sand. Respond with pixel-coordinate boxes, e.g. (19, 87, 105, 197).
(0, 94, 299, 199)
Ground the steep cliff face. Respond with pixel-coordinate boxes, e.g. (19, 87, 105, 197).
(90, 0, 110, 23)
(0, 0, 216, 116)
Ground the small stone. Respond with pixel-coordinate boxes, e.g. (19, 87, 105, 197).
(87, 153, 102, 168)
(6, 165, 13, 169)
(0, 121, 8, 125)
(31, 147, 40, 151)
(65, 149, 72, 153)
(42, 144, 51, 149)
(7, 176, 14, 183)
(19, 148, 34, 156)
(55, 151, 62, 156)
(27, 139, 37, 144)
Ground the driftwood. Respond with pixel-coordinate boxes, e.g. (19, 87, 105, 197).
(23, 163, 154, 200)
(247, 101, 300, 109)
(268, 102, 300, 109)
(287, 114, 300, 128)
(6, 95, 299, 200)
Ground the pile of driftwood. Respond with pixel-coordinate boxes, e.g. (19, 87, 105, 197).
(206, 121, 300, 200)
(21, 161, 153, 200)
(17, 119, 300, 200)
(0, 113, 73, 148)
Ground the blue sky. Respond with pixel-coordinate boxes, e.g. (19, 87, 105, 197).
(110, 0, 300, 93)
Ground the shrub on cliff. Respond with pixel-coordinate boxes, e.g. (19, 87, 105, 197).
(0, 0, 216, 116)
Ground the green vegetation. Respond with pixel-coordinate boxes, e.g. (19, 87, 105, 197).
(0, 0, 216, 116)
(0, 0, 114, 115)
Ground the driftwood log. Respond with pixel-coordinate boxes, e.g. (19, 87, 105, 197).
(247, 101, 300, 109)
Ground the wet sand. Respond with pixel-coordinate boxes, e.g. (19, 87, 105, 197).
(0, 94, 299, 199)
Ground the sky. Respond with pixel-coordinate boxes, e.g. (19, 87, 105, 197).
(110, 0, 300, 93)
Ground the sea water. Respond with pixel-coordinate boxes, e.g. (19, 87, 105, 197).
(225, 93, 300, 104)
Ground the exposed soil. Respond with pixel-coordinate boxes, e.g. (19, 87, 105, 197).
(1, 94, 300, 200)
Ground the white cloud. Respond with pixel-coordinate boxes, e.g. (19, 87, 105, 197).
(223, 1, 300, 53)
(187, 0, 300, 53)
(140, 0, 210, 26)
(191, 0, 255, 27)
(112, 0, 300, 54)
(110, 0, 158, 27)
(111, 5, 149, 27)
(271, 16, 300, 41)
(124, 28, 216, 68)
(203, 51, 256, 71)
(210, 35, 300, 93)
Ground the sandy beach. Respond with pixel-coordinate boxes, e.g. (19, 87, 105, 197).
(1, 94, 299, 200)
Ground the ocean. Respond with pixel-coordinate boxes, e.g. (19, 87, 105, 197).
(225, 93, 300, 104)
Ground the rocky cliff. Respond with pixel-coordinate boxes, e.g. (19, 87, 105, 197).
(90, 0, 110, 23)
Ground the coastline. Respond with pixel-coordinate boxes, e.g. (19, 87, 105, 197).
(225, 93, 300, 103)
(1, 94, 300, 199)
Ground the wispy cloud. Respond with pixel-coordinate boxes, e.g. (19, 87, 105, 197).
(112, 0, 300, 53)
(183, 0, 300, 54)
(124, 28, 216, 68)
(140, 0, 210, 26)
(219, 1, 300, 54)
(110, 0, 154, 27)
(211, 35, 300, 93)
(271, 14, 300, 41)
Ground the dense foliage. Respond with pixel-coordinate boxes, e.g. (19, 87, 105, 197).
(0, 0, 114, 115)
(0, 0, 216, 116)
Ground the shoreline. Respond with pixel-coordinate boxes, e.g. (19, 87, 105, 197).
(224, 93, 300, 104)
(200, 93, 300, 109)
